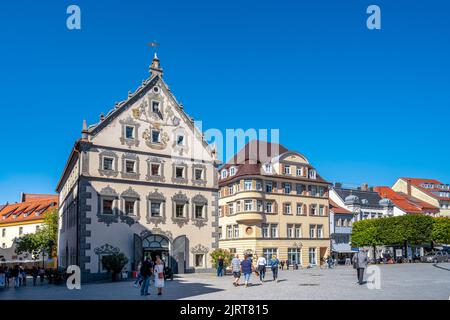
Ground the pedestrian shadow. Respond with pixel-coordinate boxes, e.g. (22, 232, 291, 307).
(432, 264, 450, 272)
(156, 278, 224, 300)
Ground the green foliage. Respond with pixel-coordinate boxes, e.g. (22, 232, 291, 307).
(352, 215, 438, 247)
(351, 219, 382, 247)
(210, 248, 233, 268)
(431, 217, 450, 244)
(101, 253, 129, 274)
(15, 208, 58, 260)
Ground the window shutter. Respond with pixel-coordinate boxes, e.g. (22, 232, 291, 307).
(273, 202, 278, 214)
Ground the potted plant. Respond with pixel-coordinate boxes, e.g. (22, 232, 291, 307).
(101, 253, 129, 281)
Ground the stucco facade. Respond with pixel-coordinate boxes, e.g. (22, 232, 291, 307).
(56, 55, 220, 281)
(218, 141, 331, 267)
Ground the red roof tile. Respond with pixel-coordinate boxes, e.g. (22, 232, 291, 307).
(374, 186, 439, 214)
(329, 200, 352, 214)
(0, 195, 58, 225)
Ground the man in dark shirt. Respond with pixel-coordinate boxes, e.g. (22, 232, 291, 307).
(217, 256, 224, 277)
(140, 258, 154, 296)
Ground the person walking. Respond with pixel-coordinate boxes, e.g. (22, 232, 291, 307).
(154, 255, 165, 296)
(352, 249, 368, 285)
(140, 257, 154, 296)
(20, 266, 26, 286)
(12, 265, 20, 288)
(217, 255, 224, 277)
(241, 254, 254, 287)
(32, 266, 38, 286)
(133, 262, 143, 288)
(269, 255, 280, 282)
(256, 255, 267, 284)
(231, 254, 241, 287)
(38, 267, 45, 285)
(280, 260, 285, 270)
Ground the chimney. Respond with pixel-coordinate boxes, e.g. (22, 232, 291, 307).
(406, 179, 412, 196)
(360, 183, 369, 191)
(335, 182, 342, 188)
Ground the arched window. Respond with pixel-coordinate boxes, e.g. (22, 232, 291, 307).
(142, 235, 170, 249)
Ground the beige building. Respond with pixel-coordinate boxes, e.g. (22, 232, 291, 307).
(56, 54, 220, 281)
(392, 178, 450, 217)
(218, 141, 331, 267)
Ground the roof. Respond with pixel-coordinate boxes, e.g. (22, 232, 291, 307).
(374, 186, 440, 214)
(219, 140, 329, 185)
(329, 200, 352, 215)
(334, 187, 383, 209)
(400, 177, 450, 201)
(0, 195, 58, 226)
(21, 193, 58, 202)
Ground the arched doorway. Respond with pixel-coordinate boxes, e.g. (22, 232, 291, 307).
(142, 234, 170, 265)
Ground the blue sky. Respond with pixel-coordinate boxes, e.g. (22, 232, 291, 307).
(0, 0, 449, 203)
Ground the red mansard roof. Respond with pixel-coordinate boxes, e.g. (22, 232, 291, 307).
(0, 195, 58, 225)
(400, 177, 450, 201)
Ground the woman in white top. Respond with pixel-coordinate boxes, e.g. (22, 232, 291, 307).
(256, 255, 267, 283)
(154, 256, 165, 295)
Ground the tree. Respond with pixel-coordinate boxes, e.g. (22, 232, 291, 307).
(210, 248, 233, 269)
(351, 219, 383, 258)
(101, 253, 129, 281)
(431, 217, 450, 245)
(15, 208, 58, 268)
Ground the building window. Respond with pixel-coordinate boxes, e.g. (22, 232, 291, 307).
(319, 187, 325, 197)
(151, 130, 161, 143)
(19, 227, 23, 236)
(284, 203, 291, 215)
(309, 248, 317, 265)
(244, 200, 253, 211)
(310, 205, 317, 216)
(151, 101, 160, 113)
(295, 225, 302, 238)
(287, 224, 294, 238)
(264, 163, 272, 173)
(319, 205, 324, 216)
(229, 167, 236, 176)
(296, 203, 303, 215)
(175, 166, 185, 179)
(125, 126, 134, 139)
(296, 168, 302, 176)
(256, 180, 262, 190)
(218, 226, 222, 240)
(102, 199, 114, 215)
(125, 160, 136, 173)
(266, 182, 273, 193)
(221, 170, 228, 179)
(233, 225, 239, 238)
(227, 225, 233, 239)
(309, 170, 316, 179)
(228, 203, 234, 215)
(244, 180, 252, 190)
(336, 219, 341, 227)
(271, 224, 278, 238)
(175, 204, 184, 218)
(310, 185, 317, 196)
(228, 185, 233, 195)
(151, 163, 160, 176)
(151, 202, 162, 217)
(1, 228, 5, 237)
(317, 225, 323, 238)
(296, 184, 303, 195)
(194, 168, 203, 181)
(309, 225, 316, 238)
(284, 183, 291, 194)
(195, 205, 204, 219)
(284, 165, 291, 174)
(262, 224, 269, 238)
(176, 135, 184, 146)
(263, 248, 278, 262)
(103, 157, 114, 171)
(257, 200, 263, 212)
(124, 200, 135, 215)
(195, 254, 204, 267)
(265, 202, 273, 213)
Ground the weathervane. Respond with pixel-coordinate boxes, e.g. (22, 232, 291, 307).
(148, 41, 160, 54)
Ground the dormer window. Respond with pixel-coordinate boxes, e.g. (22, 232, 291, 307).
(264, 163, 272, 173)
(230, 167, 236, 176)
(284, 165, 291, 175)
(309, 169, 316, 179)
(296, 168, 302, 176)
(125, 126, 135, 139)
(221, 170, 228, 179)
(152, 130, 161, 143)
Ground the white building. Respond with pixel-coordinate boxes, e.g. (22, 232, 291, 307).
(0, 194, 58, 265)
(56, 54, 220, 282)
